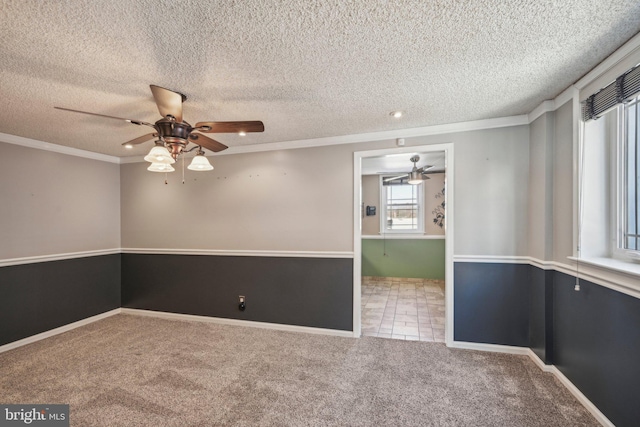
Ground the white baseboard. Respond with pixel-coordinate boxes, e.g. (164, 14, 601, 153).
(0, 308, 121, 354)
(120, 308, 354, 338)
(548, 364, 614, 427)
(450, 342, 613, 426)
(449, 340, 531, 355)
(525, 348, 554, 373)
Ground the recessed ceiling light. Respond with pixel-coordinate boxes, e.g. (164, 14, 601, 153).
(238, 131, 247, 136)
(390, 111, 403, 118)
(124, 144, 133, 149)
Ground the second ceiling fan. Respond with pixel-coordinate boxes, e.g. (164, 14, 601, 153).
(384, 155, 435, 185)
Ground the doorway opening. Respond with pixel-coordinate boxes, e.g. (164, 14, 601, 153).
(353, 144, 454, 345)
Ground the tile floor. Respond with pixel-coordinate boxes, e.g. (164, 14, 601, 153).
(361, 276, 445, 342)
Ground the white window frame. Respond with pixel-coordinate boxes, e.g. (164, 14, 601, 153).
(379, 175, 424, 234)
(614, 95, 640, 260)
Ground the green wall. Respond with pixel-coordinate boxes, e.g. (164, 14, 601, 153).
(361, 238, 445, 280)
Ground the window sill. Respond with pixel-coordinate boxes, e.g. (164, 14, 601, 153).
(566, 256, 640, 298)
(567, 256, 640, 278)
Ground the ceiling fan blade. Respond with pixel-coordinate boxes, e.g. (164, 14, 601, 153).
(54, 107, 154, 127)
(384, 174, 409, 183)
(422, 168, 445, 175)
(194, 121, 265, 133)
(417, 165, 434, 173)
(188, 133, 228, 152)
(150, 85, 184, 123)
(121, 133, 158, 146)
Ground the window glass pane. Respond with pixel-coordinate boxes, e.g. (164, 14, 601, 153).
(637, 103, 640, 239)
(384, 181, 419, 231)
(627, 113, 636, 237)
(623, 100, 639, 250)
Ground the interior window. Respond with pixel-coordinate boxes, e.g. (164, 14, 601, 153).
(381, 178, 423, 233)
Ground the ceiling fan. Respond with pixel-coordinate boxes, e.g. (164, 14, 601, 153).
(54, 85, 264, 171)
(383, 155, 435, 185)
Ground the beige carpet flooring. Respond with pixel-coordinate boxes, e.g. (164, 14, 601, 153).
(0, 314, 597, 426)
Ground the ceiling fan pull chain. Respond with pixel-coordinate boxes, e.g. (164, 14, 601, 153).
(182, 156, 185, 184)
(165, 172, 168, 185)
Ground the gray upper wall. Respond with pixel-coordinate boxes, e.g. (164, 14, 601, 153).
(526, 100, 575, 263)
(121, 125, 530, 256)
(552, 101, 575, 263)
(528, 112, 555, 261)
(448, 126, 529, 256)
(0, 142, 121, 259)
(1, 124, 529, 258)
(120, 145, 356, 252)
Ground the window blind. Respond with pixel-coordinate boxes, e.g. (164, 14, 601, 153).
(582, 63, 640, 121)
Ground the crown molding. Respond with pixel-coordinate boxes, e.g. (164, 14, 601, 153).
(0, 132, 120, 164)
(527, 100, 555, 123)
(574, 31, 640, 90)
(119, 115, 528, 163)
(119, 155, 147, 164)
(554, 85, 577, 109)
(219, 115, 530, 155)
(6, 112, 529, 164)
(527, 86, 579, 123)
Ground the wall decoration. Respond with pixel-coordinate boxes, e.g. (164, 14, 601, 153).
(432, 186, 445, 228)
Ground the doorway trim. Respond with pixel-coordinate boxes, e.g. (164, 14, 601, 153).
(353, 143, 455, 345)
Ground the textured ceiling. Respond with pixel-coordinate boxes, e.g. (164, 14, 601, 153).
(1, 0, 640, 157)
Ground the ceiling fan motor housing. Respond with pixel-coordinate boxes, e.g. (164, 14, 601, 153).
(156, 117, 192, 157)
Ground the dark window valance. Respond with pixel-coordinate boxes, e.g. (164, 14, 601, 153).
(582, 63, 640, 121)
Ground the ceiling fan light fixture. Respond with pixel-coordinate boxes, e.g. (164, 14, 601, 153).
(408, 170, 423, 185)
(144, 145, 175, 164)
(147, 162, 175, 173)
(187, 153, 214, 171)
(55, 84, 265, 178)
